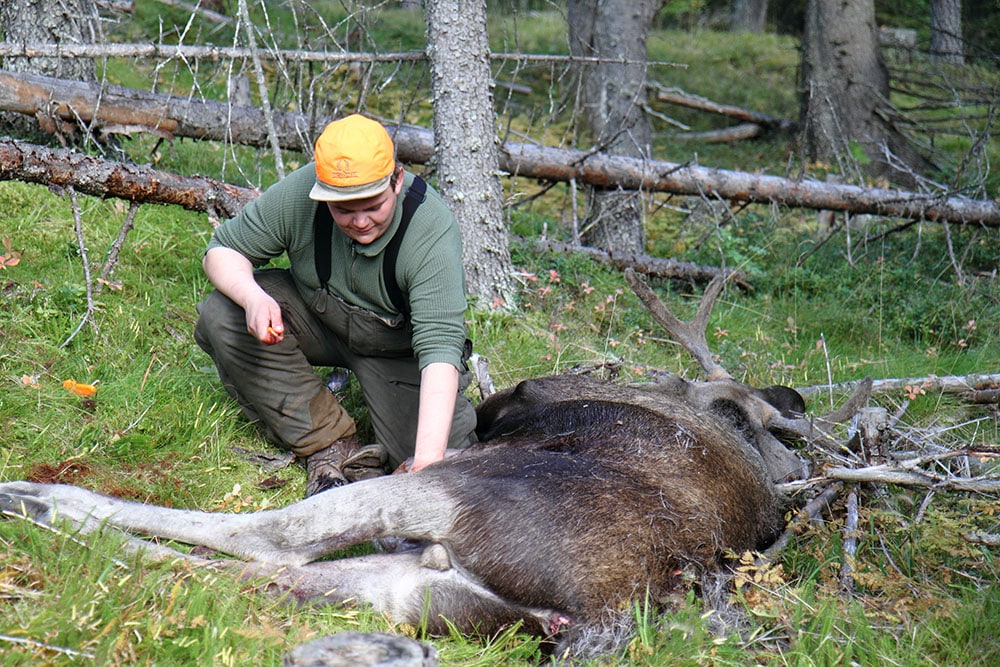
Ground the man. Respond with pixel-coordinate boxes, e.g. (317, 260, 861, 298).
(194, 114, 477, 496)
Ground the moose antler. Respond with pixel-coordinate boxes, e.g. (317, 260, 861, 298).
(624, 267, 873, 449)
(624, 268, 733, 381)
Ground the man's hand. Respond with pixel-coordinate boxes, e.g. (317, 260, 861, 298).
(203, 246, 284, 345)
(243, 294, 284, 345)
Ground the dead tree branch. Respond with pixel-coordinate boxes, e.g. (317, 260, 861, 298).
(763, 483, 842, 560)
(529, 237, 739, 284)
(840, 488, 859, 594)
(96, 201, 140, 294)
(61, 189, 95, 348)
(0, 138, 258, 217)
(0, 70, 997, 227)
(0, 42, 673, 67)
(796, 373, 1000, 400)
(650, 84, 793, 130)
(824, 464, 1000, 493)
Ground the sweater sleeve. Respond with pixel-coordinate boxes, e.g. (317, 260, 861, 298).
(208, 166, 316, 265)
(398, 187, 469, 370)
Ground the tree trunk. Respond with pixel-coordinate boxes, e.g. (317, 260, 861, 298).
(799, 0, 934, 188)
(731, 0, 769, 33)
(930, 0, 964, 65)
(568, 0, 663, 255)
(1, 72, 997, 227)
(0, 0, 99, 143)
(423, 0, 514, 309)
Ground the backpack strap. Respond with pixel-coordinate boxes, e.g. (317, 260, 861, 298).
(313, 175, 427, 318)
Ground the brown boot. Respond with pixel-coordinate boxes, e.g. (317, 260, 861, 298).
(342, 443, 389, 482)
(305, 435, 359, 497)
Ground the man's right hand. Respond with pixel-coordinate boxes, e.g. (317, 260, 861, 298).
(203, 246, 284, 345)
(244, 294, 285, 345)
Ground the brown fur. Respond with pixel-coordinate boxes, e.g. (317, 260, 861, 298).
(0, 372, 795, 659)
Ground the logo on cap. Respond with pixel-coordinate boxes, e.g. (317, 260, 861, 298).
(329, 158, 357, 181)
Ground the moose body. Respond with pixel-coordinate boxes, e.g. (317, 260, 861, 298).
(0, 372, 792, 656)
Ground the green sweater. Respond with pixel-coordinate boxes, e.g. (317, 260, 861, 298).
(208, 164, 468, 370)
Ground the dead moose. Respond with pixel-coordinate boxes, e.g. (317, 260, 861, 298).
(0, 270, 869, 659)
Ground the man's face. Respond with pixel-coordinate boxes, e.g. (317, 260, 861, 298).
(327, 169, 405, 245)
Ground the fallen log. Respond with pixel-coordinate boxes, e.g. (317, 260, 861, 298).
(0, 138, 737, 285)
(672, 123, 764, 143)
(0, 138, 257, 218)
(0, 69, 998, 227)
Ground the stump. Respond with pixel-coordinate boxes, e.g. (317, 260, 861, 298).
(283, 632, 438, 667)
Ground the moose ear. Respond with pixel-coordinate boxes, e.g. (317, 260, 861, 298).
(756, 385, 807, 419)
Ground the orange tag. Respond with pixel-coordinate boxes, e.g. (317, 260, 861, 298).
(62, 379, 98, 397)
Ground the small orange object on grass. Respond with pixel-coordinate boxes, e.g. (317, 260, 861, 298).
(62, 379, 98, 397)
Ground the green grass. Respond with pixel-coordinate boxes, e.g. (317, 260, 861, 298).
(1, 3, 998, 665)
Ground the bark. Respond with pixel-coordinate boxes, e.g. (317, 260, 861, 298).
(0, 0, 99, 144)
(568, 0, 663, 254)
(799, 0, 934, 188)
(0, 71, 998, 227)
(0, 137, 257, 217)
(930, 0, 964, 65)
(424, 0, 514, 309)
(731, 0, 769, 33)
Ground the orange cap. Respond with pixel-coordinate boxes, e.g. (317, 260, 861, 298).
(310, 115, 396, 201)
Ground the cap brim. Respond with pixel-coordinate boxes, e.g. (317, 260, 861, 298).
(309, 175, 392, 202)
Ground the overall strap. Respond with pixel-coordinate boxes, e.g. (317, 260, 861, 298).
(313, 175, 427, 318)
(383, 175, 426, 318)
(314, 201, 334, 289)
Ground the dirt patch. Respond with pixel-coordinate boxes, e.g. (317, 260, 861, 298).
(24, 455, 189, 506)
(26, 459, 95, 485)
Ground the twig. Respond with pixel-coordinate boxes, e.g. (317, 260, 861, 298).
(913, 490, 935, 525)
(0, 634, 94, 659)
(96, 200, 140, 294)
(964, 532, 1000, 547)
(153, 0, 232, 25)
(762, 483, 842, 562)
(825, 464, 1000, 493)
(0, 507, 131, 569)
(237, 0, 284, 178)
(820, 332, 833, 411)
(839, 487, 858, 595)
(60, 188, 96, 348)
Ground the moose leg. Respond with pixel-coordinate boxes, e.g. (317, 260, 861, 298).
(0, 475, 459, 566)
(0, 482, 554, 637)
(238, 544, 553, 636)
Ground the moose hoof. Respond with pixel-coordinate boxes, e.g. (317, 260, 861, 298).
(0, 492, 51, 522)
